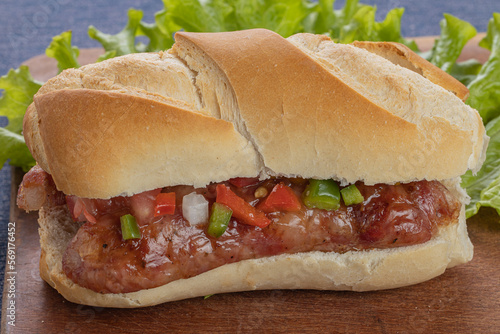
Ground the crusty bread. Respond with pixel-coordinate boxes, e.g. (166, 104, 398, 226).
(36, 52, 204, 111)
(351, 41, 470, 101)
(30, 89, 260, 198)
(25, 29, 486, 306)
(25, 29, 487, 198)
(37, 178, 472, 308)
(173, 30, 486, 186)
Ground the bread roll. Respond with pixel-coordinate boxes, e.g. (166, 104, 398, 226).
(21, 29, 486, 307)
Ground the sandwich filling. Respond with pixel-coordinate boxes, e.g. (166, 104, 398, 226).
(18, 165, 460, 294)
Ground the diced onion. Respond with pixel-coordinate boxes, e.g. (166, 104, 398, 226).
(182, 192, 209, 226)
(130, 189, 161, 226)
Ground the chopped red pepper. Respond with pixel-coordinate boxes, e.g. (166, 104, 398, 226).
(257, 183, 302, 213)
(228, 177, 260, 188)
(216, 184, 271, 228)
(154, 192, 176, 217)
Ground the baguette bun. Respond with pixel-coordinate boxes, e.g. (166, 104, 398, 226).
(25, 29, 487, 199)
(24, 29, 486, 306)
(38, 178, 472, 308)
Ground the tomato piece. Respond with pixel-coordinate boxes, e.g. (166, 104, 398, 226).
(154, 192, 176, 217)
(258, 183, 302, 213)
(228, 177, 260, 188)
(216, 184, 271, 228)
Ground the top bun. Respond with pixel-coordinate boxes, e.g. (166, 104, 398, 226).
(25, 29, 487, 198)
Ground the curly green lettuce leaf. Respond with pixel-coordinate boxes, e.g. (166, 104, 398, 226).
(88, 8, 144, 61)
(373, 8, 418, 50)
(165, 0, 313, 37)
(461, 13, 500, 219)
(137, 5, 179, 52)
(427, 14, 477, 72)
(331, 0, 362, 39)
(88, 0, 415, 56)
(303, 0, 334, 34)
(449, 59, 483, 86)
(45, 30, 81, 73)
(305, 0, 369, 41)
(0, 128, 35, 172)
(233, 0, 312, 37)
(164, 0, 234, 32)
(338, 5, 375, 43)
(0, 66, 42, 134)
(462, 115, 500, 218)
(467, 13, 500, 124)
(304, 0, 416, 49)
(0, 66, 40, 171)
(479, 12, 500, 51)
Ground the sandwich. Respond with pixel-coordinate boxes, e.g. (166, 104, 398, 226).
(16, 29, 487, 307)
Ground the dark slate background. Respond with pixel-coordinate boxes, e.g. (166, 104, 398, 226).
(0, 0, 499, 311)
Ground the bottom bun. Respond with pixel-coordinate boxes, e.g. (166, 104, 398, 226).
(37, 179, 473, 308)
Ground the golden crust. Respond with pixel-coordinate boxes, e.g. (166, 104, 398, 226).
(30, 89, 260, 198)
(173, 30, 486, 185)
(36, 52, 203, 110)
(351, 41, 470, 101)
(27, 30, 487, 196)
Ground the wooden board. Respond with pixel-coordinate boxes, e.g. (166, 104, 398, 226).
(3, 36, 500, 333)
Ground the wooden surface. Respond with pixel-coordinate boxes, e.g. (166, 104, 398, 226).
(2, 36, 500, 333)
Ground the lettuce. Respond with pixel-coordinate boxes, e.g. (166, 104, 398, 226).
(88, 9, 144, 62)
(0, 128, 35, 172)
(304, 0, 416, 49)
(462, 116, 500, 217)
(461, 13, 500, 217)
(304, 0, 335, 34)
(137, 6, 180, 52)
(163, 0, 311, 36)
(89, 0, 416, 57)
(467, 13, 500, 124)
(426, 14, 477, 73)
(232, 0, 313, 37)
(449, 59, 483, 86)
(0, 66, 41, 171)
(163, 0, 234, 32)
(45, 31, 81, 73)
(0, 67, 41, 135)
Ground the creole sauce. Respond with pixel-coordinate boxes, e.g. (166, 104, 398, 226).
(60, 178, 460, 294)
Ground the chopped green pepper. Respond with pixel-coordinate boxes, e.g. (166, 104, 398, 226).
(302, 179, 340, 210)
(340, 184, 364, 206)
(207, 202, 232, 238)
(120, 214, 141, 240)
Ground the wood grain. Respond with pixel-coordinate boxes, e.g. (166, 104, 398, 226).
(2, 36, 499, 333)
